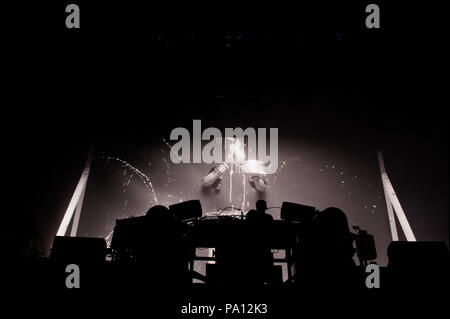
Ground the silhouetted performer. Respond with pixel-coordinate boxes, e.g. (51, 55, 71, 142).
(246, 200, 273, 223)
(295, 207, 358, 289)
(216, 200, 274, 285)
(134, 205, 189, 287)
(247, 200, 274, 285)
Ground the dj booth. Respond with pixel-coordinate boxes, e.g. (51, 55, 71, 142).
(106, 200, 379, 285)
(49, 201, 379, 287)
(110, 208, 303, 284)
(187, 216, 301, 282)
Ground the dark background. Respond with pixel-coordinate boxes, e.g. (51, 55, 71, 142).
(3, 1, 447, 265)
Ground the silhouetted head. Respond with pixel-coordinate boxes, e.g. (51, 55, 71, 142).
(256, 199, 267, 212)
(145, 205, 173, 222)
(317, 207, 350, 236)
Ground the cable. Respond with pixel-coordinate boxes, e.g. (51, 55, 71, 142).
(218, 206, 243, 215)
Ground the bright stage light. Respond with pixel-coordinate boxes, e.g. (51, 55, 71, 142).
(243, 160, 268, 175)
(225, 137, 246, 165)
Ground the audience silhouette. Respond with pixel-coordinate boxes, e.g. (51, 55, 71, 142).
(294, 207, 359, 289)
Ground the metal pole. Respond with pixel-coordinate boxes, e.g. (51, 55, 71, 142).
(377, 151, 416, 242)
(56, 149, 93, 237)
(70, 184, 86, 237)
(377, 151, 399, 241)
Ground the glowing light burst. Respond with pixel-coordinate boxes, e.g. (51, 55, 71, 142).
(243, 160, 268, 175)
(225, 137, 246, 165)
(226, 137, 246, 205)
(225, 138, 269, 209)
(163, 136, 270, 211)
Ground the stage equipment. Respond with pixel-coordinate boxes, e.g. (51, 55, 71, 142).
(169, 200, 203, 221)
(280, 202, 317, 224)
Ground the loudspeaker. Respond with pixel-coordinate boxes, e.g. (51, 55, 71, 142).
(169, 200, 203, 221)
(280, 202, 317, 223)
(50, 236, 107, 264)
